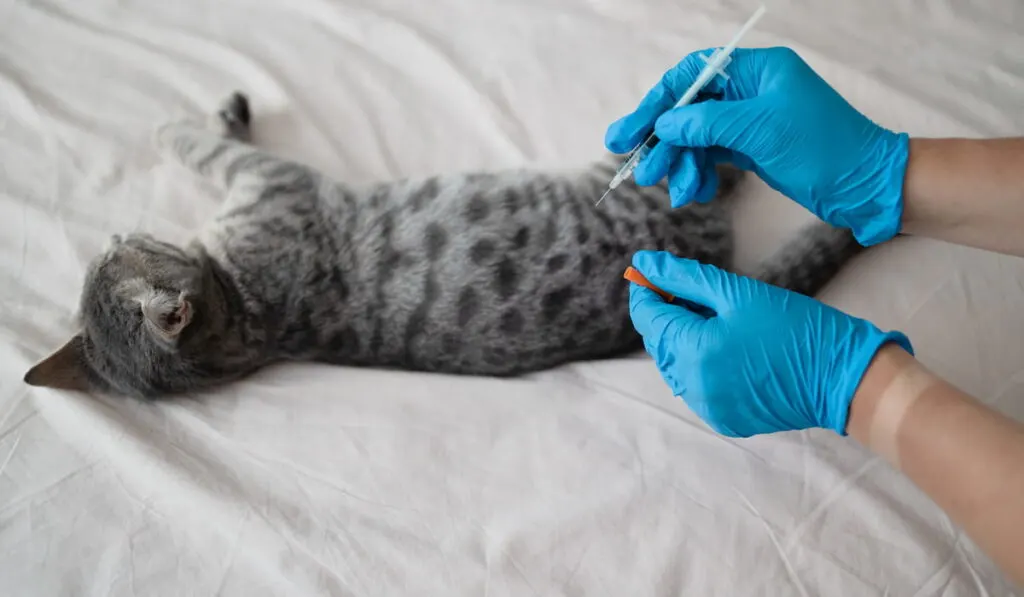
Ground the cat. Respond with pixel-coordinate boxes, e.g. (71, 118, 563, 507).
(23, 92, 864, 399)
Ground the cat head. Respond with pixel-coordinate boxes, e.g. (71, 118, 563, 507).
(23, 233, 232, 398)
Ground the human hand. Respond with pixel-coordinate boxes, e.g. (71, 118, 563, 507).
(627, 250, 912, 437)
(605, 47, 910, 246)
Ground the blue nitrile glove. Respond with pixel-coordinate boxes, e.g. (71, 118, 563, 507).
(605, 47, 910, 246)
(628, 250, 913, 437)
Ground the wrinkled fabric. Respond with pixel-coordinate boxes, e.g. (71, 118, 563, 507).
(1, 1, 1023, 595)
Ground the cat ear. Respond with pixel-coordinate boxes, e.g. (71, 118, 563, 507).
(141, 291, 193, 342)
(23, 335, 92, 392)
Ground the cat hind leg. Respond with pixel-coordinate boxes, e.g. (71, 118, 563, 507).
(212, 91, 252, 143)
(153, 92, 274, 193)
(154, 93, 319, 215)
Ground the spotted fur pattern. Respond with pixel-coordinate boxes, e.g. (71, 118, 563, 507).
(23, 93, 863, 398)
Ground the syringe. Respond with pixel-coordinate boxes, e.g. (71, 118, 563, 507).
(596, 4, 766, 206)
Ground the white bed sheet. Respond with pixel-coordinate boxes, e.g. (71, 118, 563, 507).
(2, 0, 1023, 595)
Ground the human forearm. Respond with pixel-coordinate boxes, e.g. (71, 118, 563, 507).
(848, 344, 1024, 585)
(901, 137, 1024, 256)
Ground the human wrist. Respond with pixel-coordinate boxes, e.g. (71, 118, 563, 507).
(899, 137, 941, 235)
(846, 343, 916, 439)
(901, 137, 986, 236)
(845, 343, 937, 465)
(825, 324, 914, 436)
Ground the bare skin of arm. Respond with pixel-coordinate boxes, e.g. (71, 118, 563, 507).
(902, 138, 1024, 257)
(846, 344, 1024, 586)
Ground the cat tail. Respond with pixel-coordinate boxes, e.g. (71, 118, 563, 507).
(749, 221, 865, 297)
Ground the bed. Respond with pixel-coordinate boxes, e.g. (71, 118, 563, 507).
(2, 0, 1023, 594)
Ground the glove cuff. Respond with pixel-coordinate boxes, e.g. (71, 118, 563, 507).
(849, 131, 911, 247)
(828, 327, 915, 436)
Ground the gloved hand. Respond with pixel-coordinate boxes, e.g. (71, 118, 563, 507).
(605, 47, 910, 246)
(628, 250, 913, 437)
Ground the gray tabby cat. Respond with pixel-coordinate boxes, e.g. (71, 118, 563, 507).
(23, 93, 863, 398)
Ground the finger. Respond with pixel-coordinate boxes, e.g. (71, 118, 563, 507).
(653, 99, 758, 154)
(631, 250, 735, 313)
(669, 148, 744, 207)
(642, 334, 683, 394)
(688, 155, 721, 205)
(628, 284, 707, 347)
(605, 50, 725, 154)
(667, 149, 703, 207)
(605, 85, 676, 154)
(633, 142, 680, 187)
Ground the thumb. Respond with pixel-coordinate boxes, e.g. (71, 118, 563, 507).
(631, 251, 734, 314)
(628, 284, 708, 348)
(653, 99, 760, 154)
